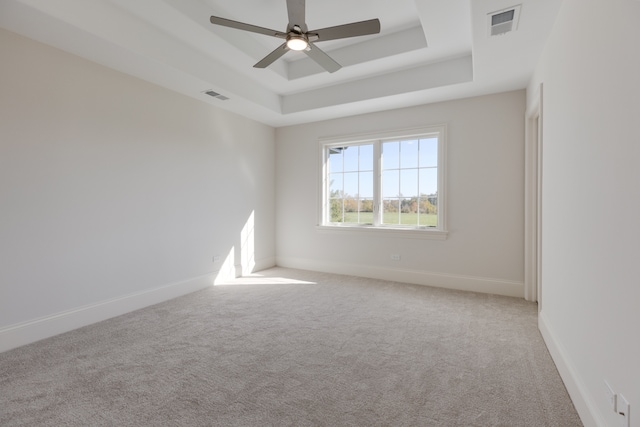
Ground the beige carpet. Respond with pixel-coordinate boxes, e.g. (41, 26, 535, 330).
(0, 267, 581, 426)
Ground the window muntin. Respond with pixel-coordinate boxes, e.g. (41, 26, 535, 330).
(321, 126, 446, 232)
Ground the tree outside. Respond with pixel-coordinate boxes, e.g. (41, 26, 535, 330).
(330, 190, 437, 226)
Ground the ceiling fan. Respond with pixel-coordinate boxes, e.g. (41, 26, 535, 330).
(209, 0, 381, 73)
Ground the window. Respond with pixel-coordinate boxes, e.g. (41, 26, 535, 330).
(319, 126, 447, 238)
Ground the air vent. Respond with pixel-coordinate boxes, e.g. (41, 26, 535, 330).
(203, 90, 229, 101)
(488, 5, 521, 36)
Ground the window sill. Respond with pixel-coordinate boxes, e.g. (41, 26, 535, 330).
(316, 225, 448, 240)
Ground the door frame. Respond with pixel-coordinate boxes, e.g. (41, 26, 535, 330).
(524, 83, 543, 305)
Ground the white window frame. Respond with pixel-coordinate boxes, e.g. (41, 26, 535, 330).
(317, 125, 448, 240)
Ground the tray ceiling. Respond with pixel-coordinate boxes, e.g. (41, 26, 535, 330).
(0, 0, 563, 126)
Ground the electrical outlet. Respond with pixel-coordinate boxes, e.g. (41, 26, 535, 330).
(617, 393, 630, 427)
(212, 255, 221, 263)
(390, 254, 401, 261)
(605, 381, 617, 412)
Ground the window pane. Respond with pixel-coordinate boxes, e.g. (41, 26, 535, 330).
(357, 209, 374, 225)
(343, 196, 358, 223)
(382, 170, 399, 198)
(329, 148, 343, 173)
(400, 140, 419, 168)
(419, 168, 437, 196)
(419, 212, 437, 227)
(383, 199, 400, 224)
(400, 169, 418, 198)
(343, 145, 358, 172)
(344, 200, 374, 225)
(329, 173, 343, 197)
(347, 200, 376, 224)
(400, 197, 419, 225)
(360, 198, 374, 214)
(343, 212, 359, 223)
(343, 172, 358, 197)
(382, 141, 399, 170)
(359, 171, 373, 198)
(419, 138, 438, 167)
(329, 198, 343, 222)
(419, 196, 437, 227)
(359, 144, 374, 171)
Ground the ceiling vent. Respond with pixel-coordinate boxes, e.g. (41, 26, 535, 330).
(488, 5, 521, 36)
(203, 90, 229, 101)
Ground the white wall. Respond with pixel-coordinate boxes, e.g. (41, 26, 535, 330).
(0, 29, 276, 351)
(276, 91, 526, 297)
(527, 0, 640, 425)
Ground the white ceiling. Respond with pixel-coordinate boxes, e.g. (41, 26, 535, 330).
(0, 0, 563, 127)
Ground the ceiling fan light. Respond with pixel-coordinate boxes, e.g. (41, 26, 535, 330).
(286, 36, 308, 51)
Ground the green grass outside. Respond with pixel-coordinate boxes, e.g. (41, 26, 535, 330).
(342, 212, 437, 227)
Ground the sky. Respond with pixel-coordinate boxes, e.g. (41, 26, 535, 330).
(329, 138, 438, 198)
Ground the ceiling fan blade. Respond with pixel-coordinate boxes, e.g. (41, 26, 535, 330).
(254, 43, 290, 68)
(286, 0, 306, 29)
(311, 19, 381, 42)
(304, 43, 341, 73)
(210, 16, 286, 38)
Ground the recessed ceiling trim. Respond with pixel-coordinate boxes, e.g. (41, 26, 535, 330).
(283, 55, 473, 114)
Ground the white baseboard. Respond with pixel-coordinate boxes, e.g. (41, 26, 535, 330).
(0, 273, 215, 354)
(276, 257, 523, 298)
(254, 256, 276, 273)
(538, 311, 603, 427)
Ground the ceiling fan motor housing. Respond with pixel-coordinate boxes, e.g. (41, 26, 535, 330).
(286, 29, 309, 51)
